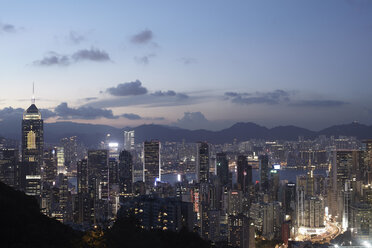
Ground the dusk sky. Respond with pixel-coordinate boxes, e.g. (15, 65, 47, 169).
(1, 0, 371, 130)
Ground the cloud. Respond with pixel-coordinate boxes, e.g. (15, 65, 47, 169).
(180, 57, 197, 65)
(290, 100, 349, 107)
(0, 106, 56, 120)
(122, 113, 142, 120)
(69, 31, 85, 44)
(121, 113, 164, 121)
(0, 107, 24, 120)
(106, 80, 148, 96)
(135, 54, 156, 65)
(54, 102, 117, 120)
(225, 90, 290, 105)
(33, 52, 70, 66)
(83, 97, 98, 101)
(174, 112, 212, 130)
(40, 109, 57, 119)
(33, 48, 111, 66)
(0, 22, 19, 33)
(151, 90, 189, 99)
(131, 29, 153, 44)
(72, 48, 110, 62)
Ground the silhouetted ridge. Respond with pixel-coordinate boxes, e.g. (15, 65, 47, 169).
(0, 182, 80, 247)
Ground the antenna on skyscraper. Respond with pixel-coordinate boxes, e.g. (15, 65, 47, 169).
(32, 82, 35, 104)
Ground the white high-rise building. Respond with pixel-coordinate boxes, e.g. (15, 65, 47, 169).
(124, 131, 135, 151)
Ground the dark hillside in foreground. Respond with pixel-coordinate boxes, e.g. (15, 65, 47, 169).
(0, 182, 214, 248)
(0, 182, 81, 247)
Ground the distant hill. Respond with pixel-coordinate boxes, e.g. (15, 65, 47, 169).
(1, 118, 372, 146)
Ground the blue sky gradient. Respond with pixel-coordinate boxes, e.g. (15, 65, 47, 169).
(0, 0, 371, 130)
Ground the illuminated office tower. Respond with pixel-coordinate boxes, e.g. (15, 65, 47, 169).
(143, 140, 160, 187)
(88, 150, 109, 224)
(56, 147, 66, 175)
(119, 150, 133, 194)
(21, 100, 44, 197)
(216, 152, 229, 186)
(77, 159, 91, 224)
(237, 155, 251, 193)
(124, 130, 135, 151)
(259, 155, 269, 193)
(197, 142, 209, 183)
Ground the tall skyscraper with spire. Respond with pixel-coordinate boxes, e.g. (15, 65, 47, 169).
(21, 85, 44, 197)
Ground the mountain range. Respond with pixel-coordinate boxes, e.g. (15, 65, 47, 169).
(0, 118, 372, 146)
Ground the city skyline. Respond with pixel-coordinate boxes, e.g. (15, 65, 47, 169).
(0, 0, 372, 130)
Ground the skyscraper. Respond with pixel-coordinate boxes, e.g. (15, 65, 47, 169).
(77, 159, 91, 224)
(119, 150, 133, 194)
(259, 155, 269, 193)
(43, 148, 57, 184)
(21, 101, 44, 197)
(237, 155, 251, 193)
(61, 136, 77, 167)
(143, 140, 161, 187)
(124, 130, 135, 151)
(197, 142, 209, 183)
(88, 150, 110, 224)
(216, 152, 229, 186)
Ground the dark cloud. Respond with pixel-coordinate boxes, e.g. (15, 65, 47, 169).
(0, 107, 24, 119)
(134, 54, 155, 65)
(72, 48, 110, 62)
(151, 90, 176, 97)
(121, 113, 165, 121)
(54, 102, 117, 120)
(225, 90, 290, 105)
(122, 113, 142, 120)
(33, 48, 110, 66)
(83, 97, 98, 101)
(131, 29, 153, 44)
(151, 90, 189, 99)
(40, 109, 57, 119)
(85, 92, 194, 108)
(180, 57, 197, 65)
(33, 53, 70, 66)
(106, 80, 148, 96)
(1, 23, 17, 33)
(0, 106, 56, 120)
(69, 31, 85, 44)
(290, 100, 349, 107)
